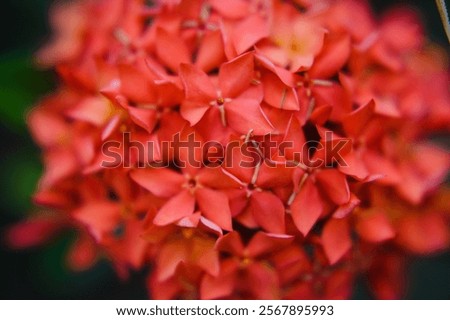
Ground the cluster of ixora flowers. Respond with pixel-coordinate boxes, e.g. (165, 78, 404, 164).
(6, 0, 450, 299)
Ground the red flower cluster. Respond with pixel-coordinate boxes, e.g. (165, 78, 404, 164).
(7, 0, 450, 299)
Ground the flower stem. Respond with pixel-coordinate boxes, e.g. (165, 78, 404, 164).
(436, 0, 450, 42)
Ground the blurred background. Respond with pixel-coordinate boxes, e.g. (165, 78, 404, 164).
(0, 0, 448, 299)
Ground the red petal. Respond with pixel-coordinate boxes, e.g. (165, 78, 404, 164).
(281, 116, 307, 162)
(27, 109, 67, 148)
(381, 9, 423, 52)
(219, 52, 254, 98)
(363, 151, 402, 185)
(67, 97, 111, 126)
(180, 100, 210, 125)
(315, 169, 350, 205)
(373, 97, 401, 117)
(367, 253, 406, 299)
(323, 269, 353, 299)
(177, 212, 201, 228)
(246, 232, 293, 258)
(148, 274, 180, 300)
(33, 189, 70, 208)
(309, 34, 351, 79)
(322, 218, 352, 265)
(155, 80, 184, 108)
(262, 72, 299, 110)
(333, 193, 360, 219)
(72, 202, 120, 242)
(5, 216, 63, 249)
(247, 262, 280, 299)
(101, 114, 121, 141)
(215, 231, 244, 256)
(255, 53, 295, 86)
(200, 260, 238, 299)
(191, 106, 233, 142)
(225, 98, 273, 135)
(395, 164, 430, 205)
(255, 44, 289, 70)
(226, 188, 250, 217)
(197, 167, 242, 189)
(126, 106, 158, 133)
(250, 191, 286, 234)
(195, 30, 226, 73)
(342, 100, 375, 137)
(313, 84, 352, 122)
(66, 235, 98, 272)
(356, 209, 395, 243)
(119, 64, 156, 103)
(153, 190, 196, 226)
(256, 163, 295, 189)
(310, 105, 332, 125)
(155, 28, 191, 73)
(156, 241, 187, 281)
(201, 273, 235, 300)
(311, 127, 352, 166)
(130, 168, 184, 197)
(232, 14, 269, 54)
(73, 133, 95, 166)
(290, 179, 323, 236)
(196, 188, 233, 231)
(108, 220, 149, 270)
(221, 140, 254, 184)
(210, 0, 249, 19)
(235, 203, 259, 229)
(179, 63, 216, 103)
(191, 236, 220, 276)
(396, 213, 450, 255)
(41, 149, 78, 188)
(338, 150, 369, 181)
(199, 216, 223, 236)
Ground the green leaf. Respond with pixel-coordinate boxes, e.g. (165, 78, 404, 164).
(31, 233, 117, 298)
(0, 54, 53, 134)
(0, 149, 42, 217)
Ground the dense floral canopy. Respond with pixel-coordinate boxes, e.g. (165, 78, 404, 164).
(7, 0, 450, 299)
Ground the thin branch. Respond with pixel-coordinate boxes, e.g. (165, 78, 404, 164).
(436, 0, 450, 43)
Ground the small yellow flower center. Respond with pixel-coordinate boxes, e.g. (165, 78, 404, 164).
(182, 228, 195, 239)
(240, 257, 252, 268)
(216, 97, 225, 106)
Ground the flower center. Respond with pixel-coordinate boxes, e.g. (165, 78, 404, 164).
(239, 257, 252, 269)
(216, 97, 225, 106)
(290, 40, 301, 53)
(182, 228, 195, 239)
(187, 178, 197, 189)
(247, 183, 256, 191)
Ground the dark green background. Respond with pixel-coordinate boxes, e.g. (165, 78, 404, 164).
(0, 0, 448, 299)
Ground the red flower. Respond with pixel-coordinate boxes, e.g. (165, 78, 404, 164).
(180, 52, 273, 135)
(7, 0, 449, 299)
(131, 166, 235, 231)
